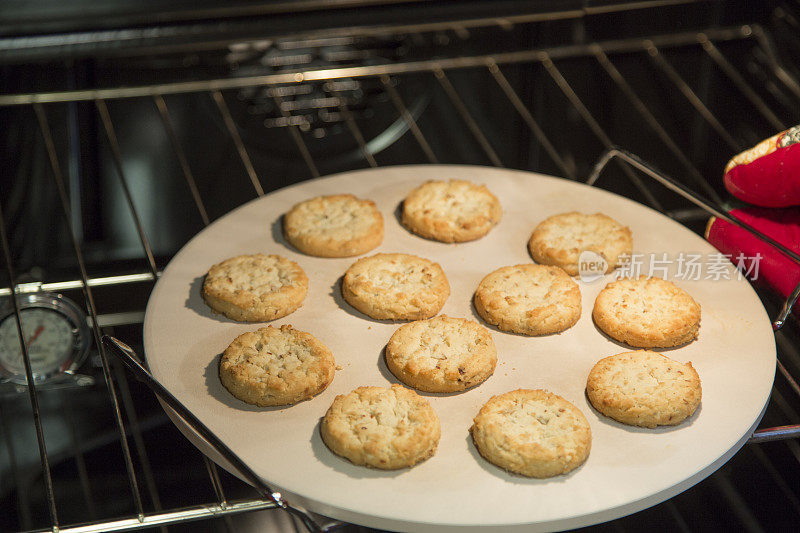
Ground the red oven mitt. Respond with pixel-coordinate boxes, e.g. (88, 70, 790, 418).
(706, 125, 800, 310)
(706, 207, 800, 304)
(723, 125, 800, 207)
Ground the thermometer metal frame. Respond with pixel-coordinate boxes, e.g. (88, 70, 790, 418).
(0, 291, 92, 385)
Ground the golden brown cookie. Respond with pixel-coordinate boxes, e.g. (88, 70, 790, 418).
(385, 315, 497, 392)
(592, 276, 701, 348)
(471, 389, 592, 478)
(320, 384, 441, 469)
(401, 180, 502, 242)
(284, 194, 384, 257)
(342, 253, 450, 320)
(474, 264, 581, 335)
(202, 254, 308, 322)
(528, 212, 633, 276)
(219, 325, 335, 407)
(586, 350, 702, 428)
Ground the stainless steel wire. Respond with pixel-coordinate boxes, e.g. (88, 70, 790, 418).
(699, 36, 787, 131)
(591, 45, 723, 204)
(272, 94, 321, 178)
(211, 90, 266, 197)
(751, 25, 800, 102)
(339, 102, 378, 168)
(380, 75, 439, 163)
(33, 103, 147, 521)
(112, 364, 168, 533)
(540, 53, 664, 211)
(0, 160, 60, 531)
(153, 94, 211, 226)
(486, 60, 575, 179)
(0, 27, 755, 107)
(433, 68, 503, 167)
(644, 41, 744, 153)
(95, 99, 159, 278)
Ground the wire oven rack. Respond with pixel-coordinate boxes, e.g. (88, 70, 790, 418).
(1, 11, 800, 533)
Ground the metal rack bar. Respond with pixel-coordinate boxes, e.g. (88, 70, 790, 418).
(211, 90, 265, 197)
(0, 27, 755, 107)
(95, 99, 159, 278)
(202, 456, 236, 533)
(486, 60, 575, 179)
(751, 25, 800, 101)
(272, 94, 321, 178)
(153, 94, 210, 226)
(33, 103, 148, 521)
(699, 36, 787, 131)
(778, 359, 800, 399)
(0, 273, 157, 296)
(433, 68, 503, 167)
(113, 364, 168, 532)
(768, 388, 800, 463)
(380, 75, 438, 163)
(644, 41, 744, 153)
(0, 171, 60, 531)
(22, 500, 281, 533)
(203, 455, 230, 510)
(339, 102, 378, 168)
(591, 45, 722, 204)
(540, 53, 664, 211)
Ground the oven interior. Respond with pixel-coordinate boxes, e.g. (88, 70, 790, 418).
(1, 1, 800, 531)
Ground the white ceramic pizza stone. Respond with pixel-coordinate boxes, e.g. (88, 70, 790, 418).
(143, 165, 776, 532)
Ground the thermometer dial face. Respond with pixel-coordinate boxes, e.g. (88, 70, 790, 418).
(0, 293, 91, 384)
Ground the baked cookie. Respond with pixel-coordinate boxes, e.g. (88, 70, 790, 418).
(284, 194, 384, 257)
(219, 324, 335, 407)
(473, 264, 581, 335)
(202, 254, 308, 322)
(471, 389, 591, 478)
(342, 253, 450, 320)
(401, 179, 502, 242)
(528, 212, 633, 276)
(592, 276, 701, 348)
(586, 350, 702, 428)
(320, 384, 441, 469)
(385, 315, 497, 392)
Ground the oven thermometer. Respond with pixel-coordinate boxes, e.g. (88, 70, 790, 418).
(0, 292, 92, 385)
